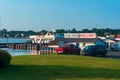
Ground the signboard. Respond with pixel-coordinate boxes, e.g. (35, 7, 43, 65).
(64, 33, 96, 38)
(79, 33, 96, 38)
(64, 33, 80, 38)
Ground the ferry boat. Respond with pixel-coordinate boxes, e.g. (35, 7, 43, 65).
(29, 27, 56, 44)
(29, 32, 55, 44)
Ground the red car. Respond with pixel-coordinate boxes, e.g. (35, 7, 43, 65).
(54, 43, 81, 55)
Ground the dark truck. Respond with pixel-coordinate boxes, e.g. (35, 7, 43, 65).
(54, 43, 81, 55)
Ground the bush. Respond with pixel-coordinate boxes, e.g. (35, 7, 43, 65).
(0, 49, 12, 68)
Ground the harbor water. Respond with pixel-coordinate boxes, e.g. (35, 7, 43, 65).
(0, 38, 55, 56)
(0, 38, 33, 56)
(0, 48, 41, 56)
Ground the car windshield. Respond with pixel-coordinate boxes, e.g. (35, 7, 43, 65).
(83, 46, 93, 50)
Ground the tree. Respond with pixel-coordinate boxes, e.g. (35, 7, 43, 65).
(56, 29, 66, 33)
(81, 29, 90, 33)
(71, 28, 78, 33)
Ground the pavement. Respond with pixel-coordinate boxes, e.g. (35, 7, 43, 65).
(106, 50, 120, 59)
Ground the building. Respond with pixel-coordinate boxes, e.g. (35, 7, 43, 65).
(98, 36, 117, 48)
(48, 33, 106, 48)
(50, 38, 106, 49)
(115, 34, 120, 41)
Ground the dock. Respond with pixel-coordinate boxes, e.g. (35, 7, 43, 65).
(7, 43, 55, 54)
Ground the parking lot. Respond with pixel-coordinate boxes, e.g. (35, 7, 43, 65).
(106, 50, 120, 59)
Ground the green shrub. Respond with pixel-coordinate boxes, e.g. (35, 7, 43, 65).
(0, 49, 12, 68)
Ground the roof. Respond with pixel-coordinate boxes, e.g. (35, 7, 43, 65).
(49, 38, 105, 45)
(54, 38, 100, 42)
(49, 38, 104, 45)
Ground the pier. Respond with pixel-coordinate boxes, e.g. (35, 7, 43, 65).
(0, 43, 7, 48)
(7, 43, 55, 54)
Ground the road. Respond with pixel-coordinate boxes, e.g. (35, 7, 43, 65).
(106, 50, 120, 59)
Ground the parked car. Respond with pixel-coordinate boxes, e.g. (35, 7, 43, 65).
(110, 42, 120, 51)
(54, 43, 81, 55)
(80, 45, 107, 57)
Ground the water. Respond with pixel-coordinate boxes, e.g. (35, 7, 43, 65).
(0, 47, 54, 56)
(0, 38, 54, 56)
(0, 38, 33, 56)
(0, 48, 41, 56)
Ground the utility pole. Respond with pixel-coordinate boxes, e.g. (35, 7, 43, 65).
(0, 16, 1, 30)
(0, 16, 1, 37)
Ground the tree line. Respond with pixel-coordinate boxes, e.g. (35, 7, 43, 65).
(0, 28, 120, 38)
(56, 28, 120, 37)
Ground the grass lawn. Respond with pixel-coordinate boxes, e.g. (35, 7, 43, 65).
(0, 54, 120, 80)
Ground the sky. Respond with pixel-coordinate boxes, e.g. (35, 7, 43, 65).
(0, 0, 120, 31)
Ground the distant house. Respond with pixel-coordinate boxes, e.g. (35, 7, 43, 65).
(50, 38, 106, 48)
(98, 36, 117, 48)
(115, 34, 120, 41)
(104, 39, 116, 48)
